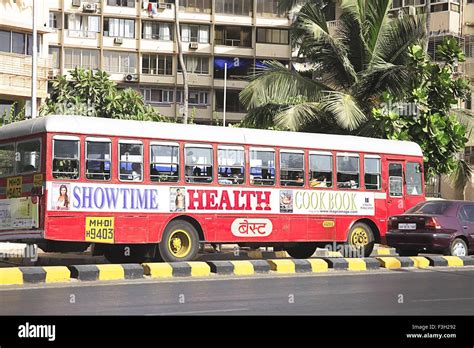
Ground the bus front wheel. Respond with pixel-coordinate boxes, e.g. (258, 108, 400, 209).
(285, 243, 318, 259)
(343, 222, 375, 257)
(158, 220, 200, 262)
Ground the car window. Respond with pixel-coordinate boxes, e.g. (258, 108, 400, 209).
(459, 205, 474, 223)
(405, 201, 452, 215)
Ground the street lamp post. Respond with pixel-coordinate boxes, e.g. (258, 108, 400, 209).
(31, 0, 37, 119)
(223, 62, 227, 127)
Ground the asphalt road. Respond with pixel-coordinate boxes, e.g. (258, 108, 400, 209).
(1, 268, 474, 315)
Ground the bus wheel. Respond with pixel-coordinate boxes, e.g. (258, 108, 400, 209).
(158, 220, 200, 262)
(344, 222, 375, 257)
(285, 243, 317, 259)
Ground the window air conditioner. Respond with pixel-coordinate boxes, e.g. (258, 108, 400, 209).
(72, 0, 81, 7)
(114, 37, 123, 44)
(124, 74, 138, 82)
(189, 42, 199, 49)
(83, 3, 97, 12)
(158, 2, 169, 9)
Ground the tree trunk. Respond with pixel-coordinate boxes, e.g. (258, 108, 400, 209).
(175, 0, 188, 124)
(424, 0, 431, 53)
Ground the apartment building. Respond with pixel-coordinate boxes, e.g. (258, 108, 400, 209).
(43, 0, 292, 124)
(0, 0, 50, 119)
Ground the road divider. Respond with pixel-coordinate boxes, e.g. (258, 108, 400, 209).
(0, 256, 473, 286)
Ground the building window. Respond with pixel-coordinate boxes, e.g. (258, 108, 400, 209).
(0, 143, 15, 177)
(280, 151, 304, 187)
(86, 139, 111, 181)
(431, 3, 448, 12)
(185, 145, 213, 183)
(250, 149, 275, 186)
(49, 46, 61, 70)
(466, 93, 472, 110)
(215, 26, 252, 47)
(0, 30, 40, 56)
(150, 143, 179, 182)
(16, 139, 41, 174)
(179, 0, 211, 13)
(181, 24, 210, 43)
(119, 142, 143, 181)
(309, 153, 333, 188)
(215, 0, 253, 16)
(141, 88, 174, 104)
(142, 21, 173, 40)
(177, 56, 209, 74)
(64, 48, 99, 70)
(104, 18, 135, 38)
(176, 90, 209, 106)
(465, 147, 474, 165)
(49, 12, 61, 30)
(364, 156, 381, 190)
(392, 0, 402, 8)
(65, 14, 100, 38)
(218, 146, 245, 185)
(256, 0, 285, 17)
(215, 90, 246, 112)
(107, 0, 135, 7)
(256, 28, 289, 45)
(142, 54, 173, 75)
(336, 154, 359, 189)
(103, 51, 137, 73)
(52, 138, 79, 179)
(214, 57, 253, 79)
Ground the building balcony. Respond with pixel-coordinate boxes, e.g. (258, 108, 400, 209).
(103, 36, 139, 50)
(177, 73, 212, 87)
(140, 2, 175, 20)
(0, 53, 49, 99)
(141, 39, 176, 54)
(179, 11, 212, 22)
(213, 79, 248, 90)
(255, 43, 291, 59)
(255, 16, 291, 28)
(214, 45, 254, 57)
(64, 30, 101, 47)
(140, 74, 175, 85)
(64, 0, 101, 13)
(214, 14, 252, 26)
(103, 4, 138, 16)
(464, 57, 474, 80)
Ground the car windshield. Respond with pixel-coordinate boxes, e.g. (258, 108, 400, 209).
(405, 201, 452, 215)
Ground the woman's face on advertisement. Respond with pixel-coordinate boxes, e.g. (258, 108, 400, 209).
(60, 187, 67, 196)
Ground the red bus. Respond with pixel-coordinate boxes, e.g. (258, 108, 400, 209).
(0, 115, 425, 262)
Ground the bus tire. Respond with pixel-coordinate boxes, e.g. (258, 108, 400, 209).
(158, 220, 200, 262)
(344, 222, 375, 258)
(285, 243, 318, 259)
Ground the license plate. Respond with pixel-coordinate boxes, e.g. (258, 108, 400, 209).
(398, 223, 417, 230)
(85, 217, 115, 243)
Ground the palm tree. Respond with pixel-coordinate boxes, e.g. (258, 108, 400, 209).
(240, 0, 427, 133)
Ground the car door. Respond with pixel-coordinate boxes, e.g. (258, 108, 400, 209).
(458, 204, 474, 251)
(387, 161, 405, 217)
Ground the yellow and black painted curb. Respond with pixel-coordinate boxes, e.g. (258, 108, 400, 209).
(1, 256, 474, 286)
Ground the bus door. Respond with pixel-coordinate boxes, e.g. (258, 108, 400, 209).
(387, 161, 405, 217)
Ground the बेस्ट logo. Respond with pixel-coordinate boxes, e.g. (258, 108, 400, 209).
(231, 218, 273, 237)
(18, 322, 56, 342)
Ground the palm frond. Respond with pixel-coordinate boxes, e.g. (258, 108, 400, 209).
(337, 8, 369, 72)
(240, 61, 327, 109)
(319, 91, 367, 130)
(240, 104, 285, 129)
(447, 158, 472, 192)
(365, 0, 392, 57)
(274, 102, 322, 131)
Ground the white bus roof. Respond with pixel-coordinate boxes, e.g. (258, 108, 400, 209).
(0, 115, 423, 157)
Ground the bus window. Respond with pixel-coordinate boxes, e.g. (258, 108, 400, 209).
(280, 150, 304, 187)
(86, 139, 111, 181)
(364, 156, 381, 190)
(389, 163, 403, 197)
(337, 154, 359, 189)
(16, 139, 41, 174)
(53, 137, 79, 179)
(218, 146, 245, 185)
(406, 162, 422, 195)
(250, 148, 275, 186)
(309, 152, 333, 188)
(119, 141, 143, 182)
(150, 142, 179, 183)
(0, 143, 15, 177)
(185, 145, 213, 183)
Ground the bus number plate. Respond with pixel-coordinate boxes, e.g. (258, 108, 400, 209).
(85, 217, 114, 243)
(398, 223, 416, 230)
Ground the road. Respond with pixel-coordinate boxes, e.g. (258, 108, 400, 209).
(1, 268, 473, 315)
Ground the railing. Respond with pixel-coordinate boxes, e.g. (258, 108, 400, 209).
(67, 30, 98, 39)
(215, 38, 251, 48)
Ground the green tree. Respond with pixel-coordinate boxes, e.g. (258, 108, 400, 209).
(40, 68, 166, 122)
(240, 0, 427, 132)
(373, 39, 471, 189)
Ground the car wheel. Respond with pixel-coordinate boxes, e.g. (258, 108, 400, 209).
(449, 238, 468, 257)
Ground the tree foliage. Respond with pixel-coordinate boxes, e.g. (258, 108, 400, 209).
(373, 39, 472, 179)
(40, 68, 166, 122)
(240, 0, 427, 132)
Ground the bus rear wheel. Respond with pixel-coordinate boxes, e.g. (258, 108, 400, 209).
(343, 222, 375, 257)
(285, 243, 318, 259)
(158, 220, 200, 262)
